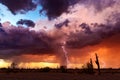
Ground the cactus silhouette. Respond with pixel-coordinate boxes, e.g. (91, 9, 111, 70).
(88, 58, 94, 74)
(90, 58, 93, 71)
(95, 53, 101, 75)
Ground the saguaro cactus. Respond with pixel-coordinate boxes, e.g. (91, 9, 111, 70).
(95, 53, 101, 75)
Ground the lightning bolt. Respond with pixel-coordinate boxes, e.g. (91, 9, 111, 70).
(61, 41, 69, 68)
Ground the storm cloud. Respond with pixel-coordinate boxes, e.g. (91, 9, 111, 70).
(0, 0, 118, 19)
(0, 0, 36, 14)
(0, 26, 56, 59)
(17, 19, 35, 27)
(0, 0, 79, 19)
(66, 21, 120, 48)
(55, 19, 70, 29)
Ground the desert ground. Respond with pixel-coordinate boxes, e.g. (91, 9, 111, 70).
(0, 72, 120, 80)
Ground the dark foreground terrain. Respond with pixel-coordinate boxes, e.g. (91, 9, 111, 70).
(0, 69, 119, 80)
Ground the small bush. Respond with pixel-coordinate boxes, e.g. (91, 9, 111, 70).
(41, 67, 51, 72)
(60, 66, 67, 73)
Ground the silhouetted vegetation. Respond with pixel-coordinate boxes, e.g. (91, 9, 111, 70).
(0, 67, 120, 75)
(10, 62, 17, 69)
(82, 58, 94, 74)
(95, 53, 101, 75)
(41, 67, 51, 72)
(60, 66, 67, 73)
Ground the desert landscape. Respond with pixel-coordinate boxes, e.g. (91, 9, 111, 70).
(0, 68, 120, 80)
(0, 73, 119, 80)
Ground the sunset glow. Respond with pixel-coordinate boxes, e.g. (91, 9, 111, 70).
(0, 59, 11, 68)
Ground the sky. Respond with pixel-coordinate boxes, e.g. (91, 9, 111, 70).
(0, 3, 46, 25)
(0, 0, 120, 69)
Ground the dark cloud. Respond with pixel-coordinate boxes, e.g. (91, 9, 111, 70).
(55, 19, 70, 29)
(0, 23, 2, 27)
(0, 0, 36, 14)
(0, 23, 5, 32)
(39, 0, 82, 19)
(79, 23, 92, 34)
(0, 28, 5, 32)
(39, 0, 69, 20)
(66, 21, 120, 48)
(16, 19, 35, 27)
(0, 26, 55, 59)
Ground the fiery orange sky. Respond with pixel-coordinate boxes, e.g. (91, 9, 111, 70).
(0, 34, 119, 69)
